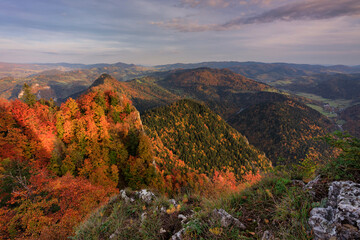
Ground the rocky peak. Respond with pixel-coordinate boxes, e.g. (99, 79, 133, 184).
(90, 73, 117, 87)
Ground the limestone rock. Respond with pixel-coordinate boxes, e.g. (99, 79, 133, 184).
(109, 229, 119, 239)
(329, 181, 360, 228)
(309, 181, 360, 240)
(212, 209, 246, 230)
(261, 230, 275, 240)
(309, 207, 336, 239)
(171, 228, 186, 240)
(136, 189, 156, 204)
(119, 190, 134, 203)
(304, 175, 321, 198)
(141, 212, 147, 222)
(169, 199, 177, 207)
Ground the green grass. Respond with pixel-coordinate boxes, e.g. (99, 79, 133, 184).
(216, 170, 313, 239)
(296, 92, 355, 109)
(74, 160, 344, 240)
(306, 104, 337, 118)
(72, 160, 323, 239)
(269, 80, 293, 86)
(263, 88, 283, 94)
(321, 132, 360, 182)
(73, 194, 169, 240)
(336, 120, 346, 125)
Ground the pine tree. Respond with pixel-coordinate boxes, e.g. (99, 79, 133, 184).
(21, 83, 37, 107)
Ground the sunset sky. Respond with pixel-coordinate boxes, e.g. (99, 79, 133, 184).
(0, 0, 359, 65)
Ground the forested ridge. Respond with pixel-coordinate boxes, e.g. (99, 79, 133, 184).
(142, 99, 270, 179)
(0, 87, 164, 238)
(0, 79, 269, 238)
(229, 99, 335, 164)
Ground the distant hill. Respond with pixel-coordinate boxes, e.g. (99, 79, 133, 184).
(59, 68, 335, 166)
(278, 73, 360, 101)
(159, 67, 270, 91)
(142, 99, 271, 179)
(228, 99, 335, 164)
(3, 61, 359, 106)
(0, 62, 154, 101)
(0, 62, 75, 79)
(70, 73, 180, 112)
(74, 68, 275, 116)
(83, 70, 334, 165)
(156, 67, 275, 118)
(155, 61, 360, 83)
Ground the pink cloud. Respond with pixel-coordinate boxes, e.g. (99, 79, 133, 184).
(156, 0, 360, 32)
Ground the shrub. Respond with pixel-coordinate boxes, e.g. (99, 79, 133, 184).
(321, 131, 360, 182)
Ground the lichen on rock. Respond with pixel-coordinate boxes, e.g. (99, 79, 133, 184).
(309, 181, 360, 240)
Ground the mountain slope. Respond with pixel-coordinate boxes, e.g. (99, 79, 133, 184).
(74, 73, 181, 112)
(72, 71, 334, 166)
(0, 89, 151, 238)
(228, 99, 335, 164)
(160, 67, 270, 90)
(156, 67, 276, 118)
(142, 99, 271, 179)
(276, 73, 360, 101)
(340, 104, 360, 138)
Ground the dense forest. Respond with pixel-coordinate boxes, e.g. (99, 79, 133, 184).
(142, 99, 270, 179)
(228, 99, 335, 164)
(0, 83, 268, 238)
(340, 104, 360, 138)
(74, 71, 337, 166)
(0, 87, 159, 238)
(278, 73, 360, 101)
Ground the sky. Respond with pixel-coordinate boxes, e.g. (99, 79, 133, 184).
(0, 0, 359, 65)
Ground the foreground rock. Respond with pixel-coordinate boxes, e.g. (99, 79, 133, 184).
(304, 175, 321, 198)
(118, 189, 156, 204)
(309, 181, 360, 240)
(261, 230, 275, 240)
(135, 189, 156, 204)
(212, 209, 246, 229)
(170, 208, 246, 240)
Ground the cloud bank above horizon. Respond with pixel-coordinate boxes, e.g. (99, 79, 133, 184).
(0, 0, 359, 65)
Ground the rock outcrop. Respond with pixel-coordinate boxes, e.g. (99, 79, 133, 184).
(118, 189, 156, 204)
(304, 175, 322, 198)
(261, 230, 275, 240)
(212, 209, 246, 230)
(309, 181, 360, 240)
(136, 189, 156, 204)
(170, 208, 246, 240)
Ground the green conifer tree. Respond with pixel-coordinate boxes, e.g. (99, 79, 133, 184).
(21, 83, 37, 107)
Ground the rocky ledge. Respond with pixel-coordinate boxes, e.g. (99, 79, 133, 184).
(309, 181, 360, 240)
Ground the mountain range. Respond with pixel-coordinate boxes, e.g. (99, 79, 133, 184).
(69, 70, 336, 164)
(0, 60, 359, 239)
